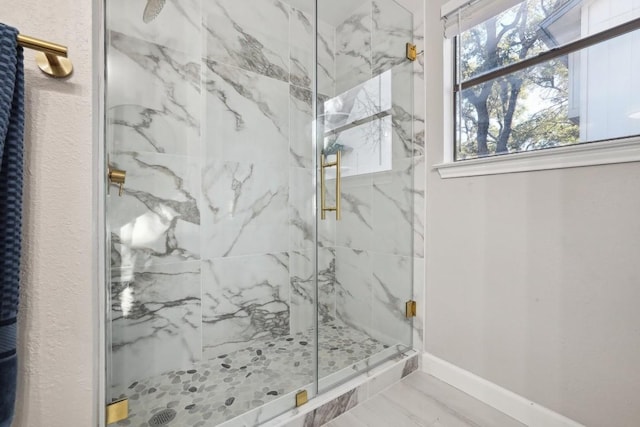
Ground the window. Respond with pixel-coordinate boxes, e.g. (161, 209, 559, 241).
(443, 0, 640, 161)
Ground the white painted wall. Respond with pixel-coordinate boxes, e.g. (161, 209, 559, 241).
(424, 1, 640, 426)
(1, 0, 96, 426)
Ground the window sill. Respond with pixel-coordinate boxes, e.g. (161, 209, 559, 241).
(433, 137, 640, 178)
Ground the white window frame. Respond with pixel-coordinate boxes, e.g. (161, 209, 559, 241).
(434, 1, 640, 179)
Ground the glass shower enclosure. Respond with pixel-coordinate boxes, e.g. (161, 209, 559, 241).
(103, 0, 414, 425)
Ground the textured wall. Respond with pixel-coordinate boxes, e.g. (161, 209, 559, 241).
(1, 0, 95, 426)
(424, 0, 640, 425)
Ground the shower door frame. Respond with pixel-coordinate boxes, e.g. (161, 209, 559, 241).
(94, 0, 108, 424)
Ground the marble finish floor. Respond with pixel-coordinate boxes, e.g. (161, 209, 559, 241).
(114, 321, 389, 427)
(326, 371, 526, 427)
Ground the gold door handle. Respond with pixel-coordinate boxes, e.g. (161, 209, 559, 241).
(320, 150, 341, 220)
(108, 167, 126, 196)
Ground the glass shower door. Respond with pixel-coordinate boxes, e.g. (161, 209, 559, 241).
(316, 0, 415, 390)
(104, 0, 319, 425)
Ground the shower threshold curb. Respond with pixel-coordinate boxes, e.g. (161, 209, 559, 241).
(221, 349, 419, 427)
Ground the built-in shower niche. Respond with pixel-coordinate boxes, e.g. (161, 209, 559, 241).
(323, 70, 393, 178)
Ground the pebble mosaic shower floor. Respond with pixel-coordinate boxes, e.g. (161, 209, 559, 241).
(113, 321, 390, 427)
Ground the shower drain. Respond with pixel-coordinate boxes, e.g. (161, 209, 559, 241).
(148, 408, 177, 426)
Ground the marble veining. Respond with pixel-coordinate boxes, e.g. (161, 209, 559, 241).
(204, 0, 290, 82)
(289, 86, 314, 169)
(371, 158, 415, 256)
(201, 253, 290, 357)
(109, 151, 201, 270)
(303, 389, 359, 427)
(107, 0, 202, 56)
(110, 261, 202, 397)
(203, 60, 290, 165)
(290, 8, 336, 95)
(201, 160, 289, 258)
(108, 31, 201, 155)
(371, 254, 413, 345)
(371, 0, 413, 75)
(335, 2, 373, 94)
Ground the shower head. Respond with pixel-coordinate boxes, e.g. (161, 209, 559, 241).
(143, 0, 166, 23)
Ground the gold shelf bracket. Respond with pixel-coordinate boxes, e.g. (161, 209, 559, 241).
(17, 34, 73, 78)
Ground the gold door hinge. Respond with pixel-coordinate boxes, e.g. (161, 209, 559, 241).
(406, 300, 417, 318)
(406, 43, 417, 61)
(106, 398, 129, 424)
(296, 390, 308, 407)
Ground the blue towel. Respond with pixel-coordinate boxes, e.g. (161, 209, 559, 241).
(0, 23, 24, 427)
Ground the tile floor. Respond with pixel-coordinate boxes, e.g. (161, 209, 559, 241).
(113, 320, 389, 427)
(326, 371, 526, 427)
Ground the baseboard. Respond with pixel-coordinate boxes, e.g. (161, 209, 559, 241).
(421, 353, 585, 427)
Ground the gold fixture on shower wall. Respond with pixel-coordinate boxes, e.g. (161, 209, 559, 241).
(406, 42, 417, 61)
(406, 300, 417, 318)
(108, 167, 127, 196)
(320, 151, 341, 220)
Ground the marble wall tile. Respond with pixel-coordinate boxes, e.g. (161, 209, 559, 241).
(290, 85, 314, 169)
(335, 175, 373, 251)
(371, 158, 414, 257)
(372, 0, 413, 75)
(290, 250, 315, 334)
(204, 0, 290, 82)
(318, 20, 337, 97)
(335, 248, 372, 336)
(110, 261, 201, 395)
(413, 156, 425, 259)
(201, 160, 289, 258)
(107, 31, 201, 156)
(109, 151, 200, 270)
(370, 253, 412, 346)
(319, 247, 337, 322)
(290, 167, 315, 252)
(391, 60, 415, 160)
(335, 2, 373, 94)
(202, 253, 290, 358)
(289, 247, 337, 334)
(203, 60, 290, 165)
(290, 8, 336, 96)
(106, 0, 201, 56)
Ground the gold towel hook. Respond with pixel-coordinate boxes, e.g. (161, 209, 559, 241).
(16, 34, 73, 78)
